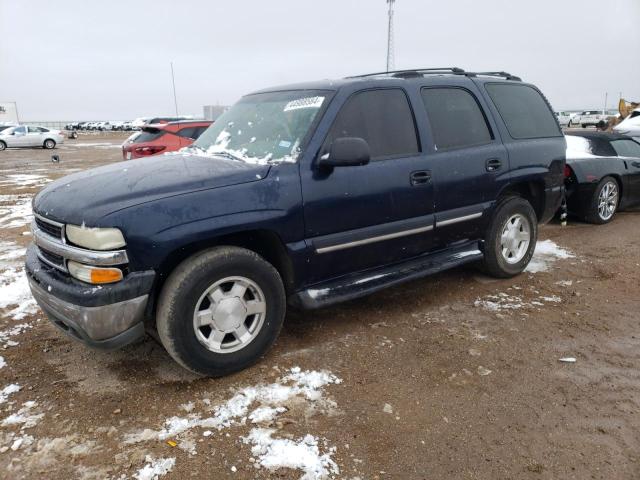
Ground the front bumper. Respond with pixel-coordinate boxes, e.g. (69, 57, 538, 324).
(26, 244, 155, 350)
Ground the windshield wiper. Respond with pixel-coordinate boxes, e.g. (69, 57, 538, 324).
(209, 151, 244, 162)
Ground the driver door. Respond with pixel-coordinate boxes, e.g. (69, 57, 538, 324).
(11, 126, 29, 146)
(300, 88, 435, 284)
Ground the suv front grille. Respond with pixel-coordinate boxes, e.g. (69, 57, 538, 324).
(35, 217, 63, 239)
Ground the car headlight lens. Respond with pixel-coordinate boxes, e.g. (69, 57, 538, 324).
(65, 224, 126, 250)
(68, 261, 123, 284)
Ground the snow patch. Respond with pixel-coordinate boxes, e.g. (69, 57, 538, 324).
(0, 267, 38, 320)
(1, 400, 44, 428)
(125, 367, 341, 443)
(0, 384, 20, 404)
(243, 428, 339, 480)
(0, 195, 33, 229)
(134, 456, 176, 480)
(525, 240, 575, 273)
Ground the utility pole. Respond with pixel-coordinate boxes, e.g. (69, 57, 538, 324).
(386, 0, 396, 72)
(170, 62, 179, 116)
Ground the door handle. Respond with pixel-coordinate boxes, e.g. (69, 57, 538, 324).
(410, 170, 431, 186)
(486, 158, 502, 172)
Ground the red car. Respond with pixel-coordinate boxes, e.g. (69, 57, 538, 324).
(122, 120, 212, 160)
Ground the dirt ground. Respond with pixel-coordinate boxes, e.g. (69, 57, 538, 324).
(0, 133, 639, 480)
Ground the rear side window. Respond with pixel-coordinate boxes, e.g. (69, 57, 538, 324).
(177, 127, 197, 139)
(611, 139, 640, 157)
(324, 89, 419, 160)
(134, 130, 165, 143)
(421, 88, 492, 151)
(485, 83, 561, 139)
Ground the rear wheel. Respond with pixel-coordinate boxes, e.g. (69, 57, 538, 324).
(157, 246, 286, 376)
(581, 124, 587, 129)
(585, 176, 619, 224)
(43, 139, 56, 149)
(482, 196, 538, 278)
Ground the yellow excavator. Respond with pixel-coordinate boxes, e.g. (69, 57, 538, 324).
(602, 98, 639, 131)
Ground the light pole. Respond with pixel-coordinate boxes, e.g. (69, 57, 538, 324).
(386, 0, 396, 72)
(170, 62, 179, 116)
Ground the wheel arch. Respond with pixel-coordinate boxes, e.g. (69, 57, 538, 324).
(497, 180, 546, 221)
(155, 229, 295, 298)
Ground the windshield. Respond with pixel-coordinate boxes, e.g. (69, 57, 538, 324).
(191, 90, 331, 164)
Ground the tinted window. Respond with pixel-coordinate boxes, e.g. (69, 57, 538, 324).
(193, 126, 209, 139)
(421, 88, 492, 151)
(611, 139, 640, 157)
(324, 89, 419, 159)
(177, 127, 197, 139)
(133, 130, 164, 143)
(485, 84, 561, 139)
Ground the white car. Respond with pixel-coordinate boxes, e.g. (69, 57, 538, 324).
(555, 111, 579, 127)
(0, 125, 64, 151)
(614, 108, 640, 141)
(574, 109, 618, 128)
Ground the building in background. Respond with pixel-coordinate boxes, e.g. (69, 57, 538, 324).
(203, 105, 228, 121)
(0, 102, 19, 124)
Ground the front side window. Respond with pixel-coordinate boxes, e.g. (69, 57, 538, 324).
(192, 90, 331, 164)
(323, 89, 419, 160)
(421, 87, 492, 151)
(485, 83, 562, 139)
(611, 139, 640, 158)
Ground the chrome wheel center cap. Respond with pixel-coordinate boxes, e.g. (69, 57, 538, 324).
(213, 297, 246, 331)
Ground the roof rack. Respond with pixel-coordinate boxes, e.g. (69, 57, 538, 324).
(346, 67, 521, 82)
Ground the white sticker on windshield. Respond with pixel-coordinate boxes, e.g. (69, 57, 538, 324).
(283, 96, 325, 112)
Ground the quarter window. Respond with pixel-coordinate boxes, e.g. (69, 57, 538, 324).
(324, 89, 419, 160)
(421, 88, 492, 151)
(611, 139, 640, 158)
(485, 83, 562, 139)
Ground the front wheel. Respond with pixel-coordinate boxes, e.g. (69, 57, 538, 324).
(586, 176, 619, 224)
(0, 141, 6, 151)
(482, 197, 538, 278)
(43, 139, 56, 149)
(157, 246, 286, 376)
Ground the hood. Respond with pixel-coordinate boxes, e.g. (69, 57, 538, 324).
(614, 114, 640, 136)
(34, 153, 270, 225)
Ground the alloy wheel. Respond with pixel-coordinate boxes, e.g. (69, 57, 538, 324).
(192, 276, 267, 354)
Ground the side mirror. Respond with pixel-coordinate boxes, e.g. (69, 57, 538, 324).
(319, 137, 371, 168)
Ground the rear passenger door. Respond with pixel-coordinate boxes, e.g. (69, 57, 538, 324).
(420, 85, 508, 248)
(301, 88, 434, 283)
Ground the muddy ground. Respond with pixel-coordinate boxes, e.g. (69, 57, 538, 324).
(0, 133, 639, 479)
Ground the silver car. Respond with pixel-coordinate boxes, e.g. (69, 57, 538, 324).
(0, 125, 64, 151)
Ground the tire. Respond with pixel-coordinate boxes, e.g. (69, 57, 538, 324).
(43, 139, 56, 149)
(581, 124, 587, 129)
(585, 176, 619, 224)
(156, 246, 286, 376)
(482, 196, 538, 278)
(0, 141, 6, 151)
(567, 121, 572, 128)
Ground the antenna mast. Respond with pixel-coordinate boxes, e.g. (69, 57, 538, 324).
(386, 0, 396, 72)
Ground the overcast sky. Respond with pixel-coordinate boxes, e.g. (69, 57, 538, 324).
(1, 0, 638, 121)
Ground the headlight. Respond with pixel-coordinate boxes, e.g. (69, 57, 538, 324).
(66, 224, 126, 250)
(68, 261, 123, 284)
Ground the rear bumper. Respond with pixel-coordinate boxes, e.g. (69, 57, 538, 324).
(26, 244, 155, 350)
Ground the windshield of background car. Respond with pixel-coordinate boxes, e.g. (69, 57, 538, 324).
(192, 90, 332, 164)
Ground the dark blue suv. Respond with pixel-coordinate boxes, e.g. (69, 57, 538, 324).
(26, 68, 565, 376)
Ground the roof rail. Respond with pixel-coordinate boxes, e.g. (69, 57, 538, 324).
(347, 67, 466, 79)
(346, 68, 521, 82)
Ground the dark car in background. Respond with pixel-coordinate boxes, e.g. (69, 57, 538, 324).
(122, 120, 212, 159)
(27, 68, 565, 376)
(564, 131, 640, 223)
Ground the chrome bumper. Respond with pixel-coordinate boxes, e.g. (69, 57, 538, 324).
(28, 276, 148, 347)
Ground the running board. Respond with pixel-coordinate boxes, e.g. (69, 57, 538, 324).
(290, 241, 484, 309)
